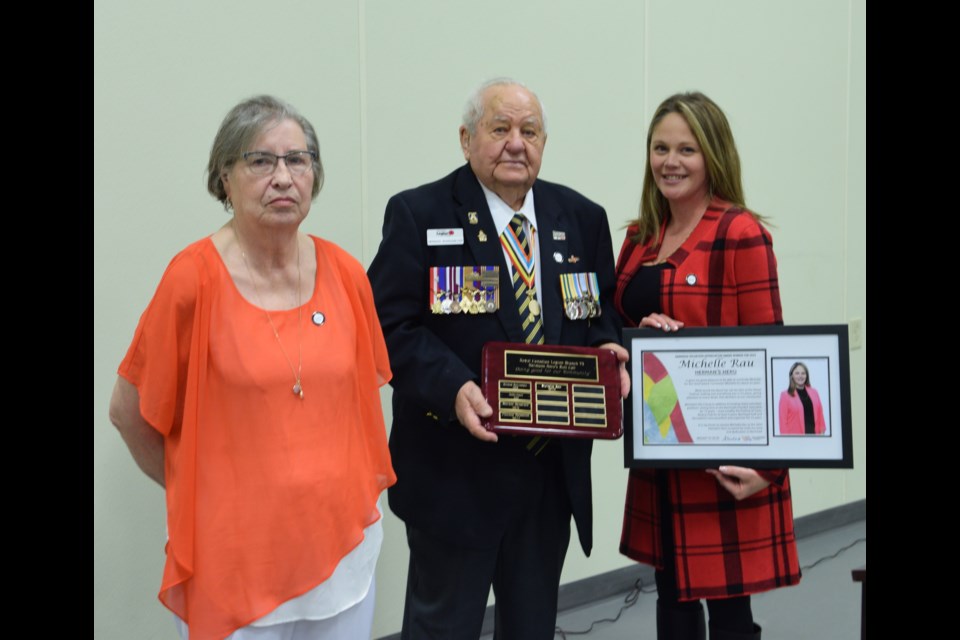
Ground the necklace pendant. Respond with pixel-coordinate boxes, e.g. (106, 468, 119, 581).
(293, 382, 303, 399)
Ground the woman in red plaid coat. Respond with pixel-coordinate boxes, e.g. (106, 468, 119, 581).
(614, 92, 801, 640)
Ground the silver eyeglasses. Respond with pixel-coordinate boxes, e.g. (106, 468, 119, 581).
(242, 150, 317, 176)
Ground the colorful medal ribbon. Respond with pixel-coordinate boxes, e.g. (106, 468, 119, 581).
(500, 217, 536, 289)
(499, 214, 544, 342)
(588, 272, 601, 317)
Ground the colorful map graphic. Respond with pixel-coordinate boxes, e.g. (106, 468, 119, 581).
(642, 352, 693, 444)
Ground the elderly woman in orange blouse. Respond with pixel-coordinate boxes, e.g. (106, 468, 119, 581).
(109, 95, 395, 640)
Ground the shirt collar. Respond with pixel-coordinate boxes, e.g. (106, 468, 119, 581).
(479, 182, 538, 238)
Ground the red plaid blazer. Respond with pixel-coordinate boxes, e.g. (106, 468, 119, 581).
(615, 199, 801, 600)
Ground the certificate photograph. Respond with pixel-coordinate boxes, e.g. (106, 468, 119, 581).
(774, 358, 831, 437)
(624, 325, 852, 468)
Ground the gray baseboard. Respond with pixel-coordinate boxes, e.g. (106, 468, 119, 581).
(377, 499, 866, 640)
(792, 498, 866, 539)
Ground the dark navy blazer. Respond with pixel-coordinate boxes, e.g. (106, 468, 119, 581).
(367, 164, 621, 554)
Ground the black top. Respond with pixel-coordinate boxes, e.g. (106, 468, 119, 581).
(620, 262, 671, 325)
(798, 388, 816, 435)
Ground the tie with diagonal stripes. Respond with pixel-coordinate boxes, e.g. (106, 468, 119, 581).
(500, 213, 545, 346)
(500, 213, 549, 455)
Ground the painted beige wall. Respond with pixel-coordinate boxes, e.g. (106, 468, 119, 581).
(94, 1, 866, 637)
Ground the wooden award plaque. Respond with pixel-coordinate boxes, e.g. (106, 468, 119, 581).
(481, 341, 623, 439)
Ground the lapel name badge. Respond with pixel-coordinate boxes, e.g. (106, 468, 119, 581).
(427, 228, 464, 246)
(552, 230, 566, 241)
(467, 211, 479, 225)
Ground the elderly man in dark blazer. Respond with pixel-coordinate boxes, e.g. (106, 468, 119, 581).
(368, 78, 629, 640)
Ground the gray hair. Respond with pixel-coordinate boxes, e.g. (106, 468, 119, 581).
(461, 77, 547, 136)
(206, 95, 325, 210)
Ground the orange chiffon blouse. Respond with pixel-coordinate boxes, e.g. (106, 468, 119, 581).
(118, 236, 396, 640)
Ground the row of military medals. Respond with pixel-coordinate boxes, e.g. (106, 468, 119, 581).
(430, 266, 501, 314)
(560, 272, 602, 320)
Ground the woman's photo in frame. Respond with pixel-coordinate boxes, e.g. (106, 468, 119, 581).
(775, 358, 830, 436)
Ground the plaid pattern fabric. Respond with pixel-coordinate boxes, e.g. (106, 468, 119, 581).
(615, 200, 782, 328)
(615, 199, 800, 600)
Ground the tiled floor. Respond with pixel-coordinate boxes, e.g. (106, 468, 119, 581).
(484, 519, 867, 639)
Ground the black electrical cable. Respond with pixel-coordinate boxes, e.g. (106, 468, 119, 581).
(553, 575, 655, 639)
(800, 536, 866, 571)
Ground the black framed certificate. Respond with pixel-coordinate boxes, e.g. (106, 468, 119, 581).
(623, 325, 853, 468)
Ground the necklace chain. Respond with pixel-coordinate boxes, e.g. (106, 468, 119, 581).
(235, 224, 304, 399)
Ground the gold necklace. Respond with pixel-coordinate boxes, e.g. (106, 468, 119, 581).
(235, 224, 304, 399)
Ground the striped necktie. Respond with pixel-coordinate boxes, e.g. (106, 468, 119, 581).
(500, 213, 544, 345)
(500, 213, 549, 455)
